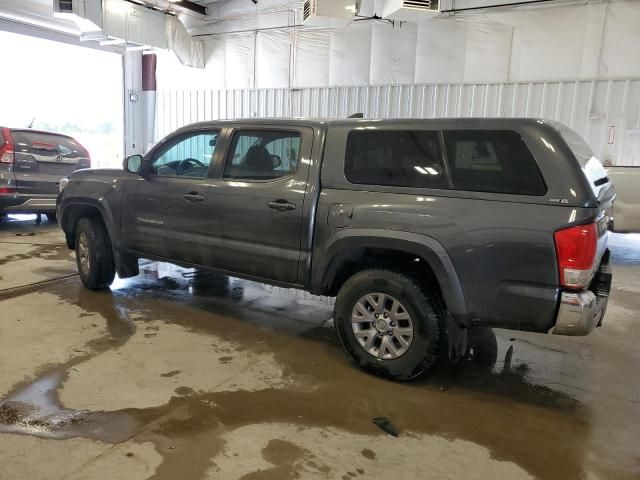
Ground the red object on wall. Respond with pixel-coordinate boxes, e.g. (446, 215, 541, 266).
(142, 53, 157, 92)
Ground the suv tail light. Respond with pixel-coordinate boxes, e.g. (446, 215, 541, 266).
(0, 127, 14, 164)
(77, 143, 91, 168)
(554, 223, 597, 290)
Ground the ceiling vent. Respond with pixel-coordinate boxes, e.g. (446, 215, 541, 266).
(302, 0, 357, 27)
(382, 0, 440, 22)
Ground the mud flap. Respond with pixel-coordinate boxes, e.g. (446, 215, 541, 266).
(447, 313, 468, 363)
(113, 249, 139, 279)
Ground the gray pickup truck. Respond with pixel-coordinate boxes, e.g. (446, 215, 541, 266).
(57, 118, 614, 380)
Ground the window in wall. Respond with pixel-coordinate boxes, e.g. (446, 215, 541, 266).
(224, 130, 301, 180)
(345, 130, 447, 188)
(151, 131, 219, 178)
(443, 130, 547, 195)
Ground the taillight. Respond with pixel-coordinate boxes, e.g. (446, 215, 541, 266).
(554, 223, 598, 290)
(0, 128, 14, 164)
(0, 187, 16, 194)
(78, 143, 91, 168)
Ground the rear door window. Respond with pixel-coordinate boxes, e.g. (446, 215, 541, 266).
(224, 130, 301, 180)
(345, 130, 448, 189)
(443, 130, 547, 195)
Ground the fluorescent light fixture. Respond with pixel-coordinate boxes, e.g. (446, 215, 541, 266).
(414, 166, 428, 175)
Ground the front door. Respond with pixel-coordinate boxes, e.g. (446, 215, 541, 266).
(121, 128, 221, 265)
(206, 127, 313, 284)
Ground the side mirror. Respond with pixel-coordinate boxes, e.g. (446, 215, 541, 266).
(124, 154, 143, 174)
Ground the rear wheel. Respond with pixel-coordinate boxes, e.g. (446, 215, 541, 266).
(75, 217, 115, 290)
(334, 269, 444, 381)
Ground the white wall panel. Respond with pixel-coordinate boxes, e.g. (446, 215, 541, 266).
(369, 22, 417, 85)
(204, 38, 227, 89)
(255, 30, 290, 88)
(464, 20, 511, 83)
(156, 79, 640, 165)
(225, 33, 255, 89)
(328, 22, 372, 86)
(293, 29, 331, 87)
(508, 7, 590, 82)
(599, 2, 640, 78)
(415, 18, 466, 84)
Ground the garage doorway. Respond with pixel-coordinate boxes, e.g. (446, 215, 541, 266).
(0, 30, 123, 168)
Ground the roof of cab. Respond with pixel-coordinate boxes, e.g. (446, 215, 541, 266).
(179, 117, 553, 130)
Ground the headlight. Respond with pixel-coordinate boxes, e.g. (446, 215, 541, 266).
(58, 177, 69, 193)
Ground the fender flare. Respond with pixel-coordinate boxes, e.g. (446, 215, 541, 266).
(313, 229, 469, 322)
(59, 197, 122, 250)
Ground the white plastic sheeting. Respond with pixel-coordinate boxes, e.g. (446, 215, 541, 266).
(166, 16, 205, 68)
(293, 30, 331, 87)
(155, 79, 640, 165)
(256, 30, 290, 88)
(156, 0, 640, 89)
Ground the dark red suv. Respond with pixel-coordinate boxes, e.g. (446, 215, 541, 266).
(0, 127, 90, 220)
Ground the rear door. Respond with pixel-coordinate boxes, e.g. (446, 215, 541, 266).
(11, 130, 89, 194)
(204, 126, 313, 284)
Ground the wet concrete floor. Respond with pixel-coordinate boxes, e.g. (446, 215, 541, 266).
(0, 215, 639, 479)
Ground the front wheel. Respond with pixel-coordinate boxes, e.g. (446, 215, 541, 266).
(334, 269, 444, 381)
(75, 217, 116, 290)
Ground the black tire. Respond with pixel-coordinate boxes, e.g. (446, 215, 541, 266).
(75, 217, 116, 290)
(46, 212, 57, 223)
(334, 269, 444, 381)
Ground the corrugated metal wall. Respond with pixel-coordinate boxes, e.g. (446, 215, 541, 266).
(156, 79, 640, 165)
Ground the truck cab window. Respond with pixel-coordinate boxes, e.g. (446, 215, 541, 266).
(224, 130, 301, 180)
(151, 131, 219, 178)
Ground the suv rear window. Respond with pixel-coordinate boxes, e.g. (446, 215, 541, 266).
(443, 130, 546, 195)
(345, 130, 447, 188)
(11, 131, 86, 158)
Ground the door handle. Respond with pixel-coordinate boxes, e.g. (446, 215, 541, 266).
(182, 192, 205, 202)
(267, 199, 296, 211)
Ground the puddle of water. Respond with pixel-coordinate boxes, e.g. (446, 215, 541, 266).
(0, 369, 141, 442)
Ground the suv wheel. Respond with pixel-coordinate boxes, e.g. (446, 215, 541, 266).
(75, 217, 116, 290)
(334, 269, 444, 381)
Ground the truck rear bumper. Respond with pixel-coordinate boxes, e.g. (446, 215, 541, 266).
(0, 194, 57, 214)
(552, 250, 612, 336)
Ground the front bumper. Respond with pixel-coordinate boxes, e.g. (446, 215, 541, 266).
(552, 250, 612, 336)
(0, 194, 57, 214)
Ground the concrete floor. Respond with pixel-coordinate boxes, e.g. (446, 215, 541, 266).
(0, 215, 639, 480)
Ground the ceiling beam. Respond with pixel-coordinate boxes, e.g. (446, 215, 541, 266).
(173, 0, 207, 15)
